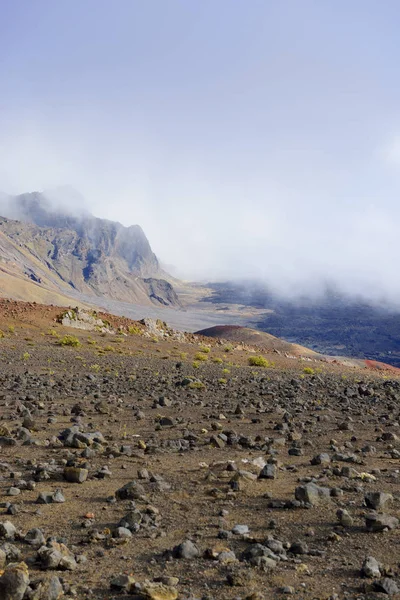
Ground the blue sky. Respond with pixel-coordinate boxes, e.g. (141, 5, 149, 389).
(1, 1, 400, 299)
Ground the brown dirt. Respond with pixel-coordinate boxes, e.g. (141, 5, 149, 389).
(0, 300, 399, 599)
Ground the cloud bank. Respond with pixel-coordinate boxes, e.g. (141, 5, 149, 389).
(2, 1, 400, 305)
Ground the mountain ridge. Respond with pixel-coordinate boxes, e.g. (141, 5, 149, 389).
(0, 190, 181, 308)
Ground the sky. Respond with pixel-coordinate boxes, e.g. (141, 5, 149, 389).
(2, 1, 400, 301)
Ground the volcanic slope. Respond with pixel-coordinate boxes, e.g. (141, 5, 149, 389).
(0, 299, 400, 599)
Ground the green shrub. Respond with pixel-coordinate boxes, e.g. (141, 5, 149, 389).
(128, 325, 142, 335)
(194, 352, 208, 362)
(248, 355, 272, 368)
(199, 346, 210, 354)
(303, 367, 315, 375)
(58, 335, 81, 347)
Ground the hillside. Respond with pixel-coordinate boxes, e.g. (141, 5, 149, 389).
(201, 281, 400, 367)
(0, 299, 400, 599)
(0, 191, 181, 308)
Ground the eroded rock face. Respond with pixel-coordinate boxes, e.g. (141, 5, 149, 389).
(0, 191, 181, 307)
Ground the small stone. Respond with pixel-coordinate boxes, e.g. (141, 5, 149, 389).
(365, 513, 399, 532)
(140, 582, 178, 600)
(374, 578, 399, 595)
(232, 524, 249, 535)
(258, 464, 277, 479)
(365, 492, 393, 511)
(0, 521, 16, 540)
(110, 573, 136, 591)
(25, 528, 46, 547)
(336, 509, 353, 527)
(115, 481, 146, 500)
(361, 556, 381, 578)
(173, 539, 200, 559)
(63, 467, 88, 483)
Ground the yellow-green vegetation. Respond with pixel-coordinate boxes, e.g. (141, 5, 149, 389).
(303, 367, 315, 375)
(90, 364, 101, 372)
(128, 325, 142, 335)
(8, 325, 15, 334)
(224, 345, 233, 352)
(0, 330, 5, 339)
(212, 357, 223, 364)
(58, 335, 81, 347)
(22, 352, 31, 361)
(194, 352, 208, 362)
(188, 381, 205, 389)
(199, 346, 210, 354)
(179, 352, 188, 360)
(222, 368, 230, 374)
(192, 361, 200, 369)
(87, 337, 96, 345)
(218, 378, 227, 384)
(248, 355, 274, 368)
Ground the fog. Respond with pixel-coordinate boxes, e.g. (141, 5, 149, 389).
(2, 1, 400, 305)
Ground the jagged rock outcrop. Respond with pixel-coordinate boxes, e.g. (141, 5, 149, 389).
(0, 190, 181, 307)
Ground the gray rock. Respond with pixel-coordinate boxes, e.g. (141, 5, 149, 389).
(174, 539, 200, 559)
(361, 556, 381, 578)
(258, 464, 278, 479)
(110, 573, 136, 591)
(37, 541, 77, 571)
(311, 453, 331, 465)
(295, 483, 330, 505)
(25, 528, 45, 547)
(114, 527, 132, 538)
(365, 513, 399, 532)
(115, 481, 146, 500)
(374, 578, 399, 595)
(365, 491, 393, 511)
(232, 524, 249, 535)
(0, 562, 30, 600)
(0, 521, 16, 540)
(34, 575, 64, 600)
(336, 509, 353, 527)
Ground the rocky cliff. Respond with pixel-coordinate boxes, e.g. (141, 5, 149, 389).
(0, 191, 181, 308)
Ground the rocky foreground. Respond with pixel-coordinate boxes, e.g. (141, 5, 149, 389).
(0, 301, 400, 599)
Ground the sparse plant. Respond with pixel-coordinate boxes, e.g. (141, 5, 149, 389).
(194, 352, 208, 362)
(128, 325, 142, 335)
(192, 361, 200, 369)
(199, 346, 210, 354)
(59, 335, 81, 347)
(218, 378, 227, 384)
(189, 381, 205, 389)
(22, 352, 31, 361)
(90, 364, 101, 372)
(212, 357, 223, 364)
(8, 325, 15, 334)
(224, 345, 233, 352)
(248, 355, 273, 368)
(303, 367, 315, 375)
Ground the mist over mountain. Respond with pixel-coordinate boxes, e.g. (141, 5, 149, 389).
(0, 190, 180, 308)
